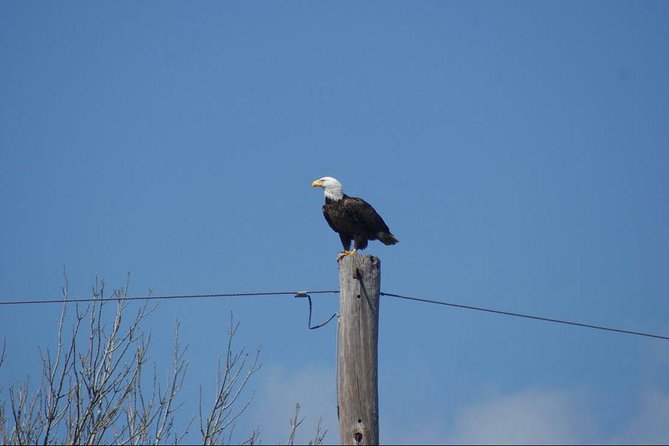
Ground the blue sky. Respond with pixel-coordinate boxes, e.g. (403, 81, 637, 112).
(1, 1, 669, 443)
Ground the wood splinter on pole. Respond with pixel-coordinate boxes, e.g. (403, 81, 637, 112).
(337, 254, 380, 445)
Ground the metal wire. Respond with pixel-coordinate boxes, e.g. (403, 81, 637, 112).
(381, 292, 669, 341)
(0, 290, 340, 306)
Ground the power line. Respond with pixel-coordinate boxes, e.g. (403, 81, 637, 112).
(1, 288, 667, 341)
(0, 290, 340, 306)
(381, 291, 669, 341)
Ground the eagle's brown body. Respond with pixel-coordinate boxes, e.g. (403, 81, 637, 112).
(322, 195, 398, 252)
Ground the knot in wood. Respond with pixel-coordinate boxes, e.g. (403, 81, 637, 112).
(351, 424, 364, 445)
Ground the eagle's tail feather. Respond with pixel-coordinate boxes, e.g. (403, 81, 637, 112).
(378, 232, 399, 245)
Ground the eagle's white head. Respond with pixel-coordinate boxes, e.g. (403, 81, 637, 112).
(311, 176, 344, 201)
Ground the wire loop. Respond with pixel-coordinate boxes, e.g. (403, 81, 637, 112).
(301, 293, 337, 330)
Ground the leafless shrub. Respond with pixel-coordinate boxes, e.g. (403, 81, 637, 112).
(287, 403, 327, 446)
(0, 275, 192, 445)
(0, 275, 327, 445)
(0, 275, 191, 445)
(199, 312, 261, 446)
(0, 339, 5, 441)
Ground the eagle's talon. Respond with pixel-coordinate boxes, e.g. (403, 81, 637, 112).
(336, 249, 358, 261)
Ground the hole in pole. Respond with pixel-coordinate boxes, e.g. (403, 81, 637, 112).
(354, 432, 363, 443)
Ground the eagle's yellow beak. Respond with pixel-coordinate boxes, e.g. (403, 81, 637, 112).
(311, 179, 323, 188)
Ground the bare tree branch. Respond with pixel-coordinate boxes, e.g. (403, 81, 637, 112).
(0, 338, 6, 444)
(0, 277, 317, 446)
(0, 276, 194, 445)
(308, 416, 327, 446)
(199, 312, 261, 446)
(285, 402, 328, 446)
(287, 403, 304, 446)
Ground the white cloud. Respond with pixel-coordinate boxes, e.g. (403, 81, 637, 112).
(244, 363, 669, 445)
(446, 388, 597, 444)
(248, 363, 337, 445)
(381, 388, 597, 445)
(383, 386, 669, 445)
(615, 390, 669, 445)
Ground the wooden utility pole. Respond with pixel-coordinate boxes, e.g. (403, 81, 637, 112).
(337, 254, 380, 445)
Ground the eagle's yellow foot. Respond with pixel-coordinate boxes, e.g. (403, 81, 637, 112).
(336, 249, 358, 261)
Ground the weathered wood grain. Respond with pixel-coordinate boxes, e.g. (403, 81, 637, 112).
(337, 254, 380, 445)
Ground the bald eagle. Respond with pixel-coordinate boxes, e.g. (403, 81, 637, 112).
(311, 177, 398, 260)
